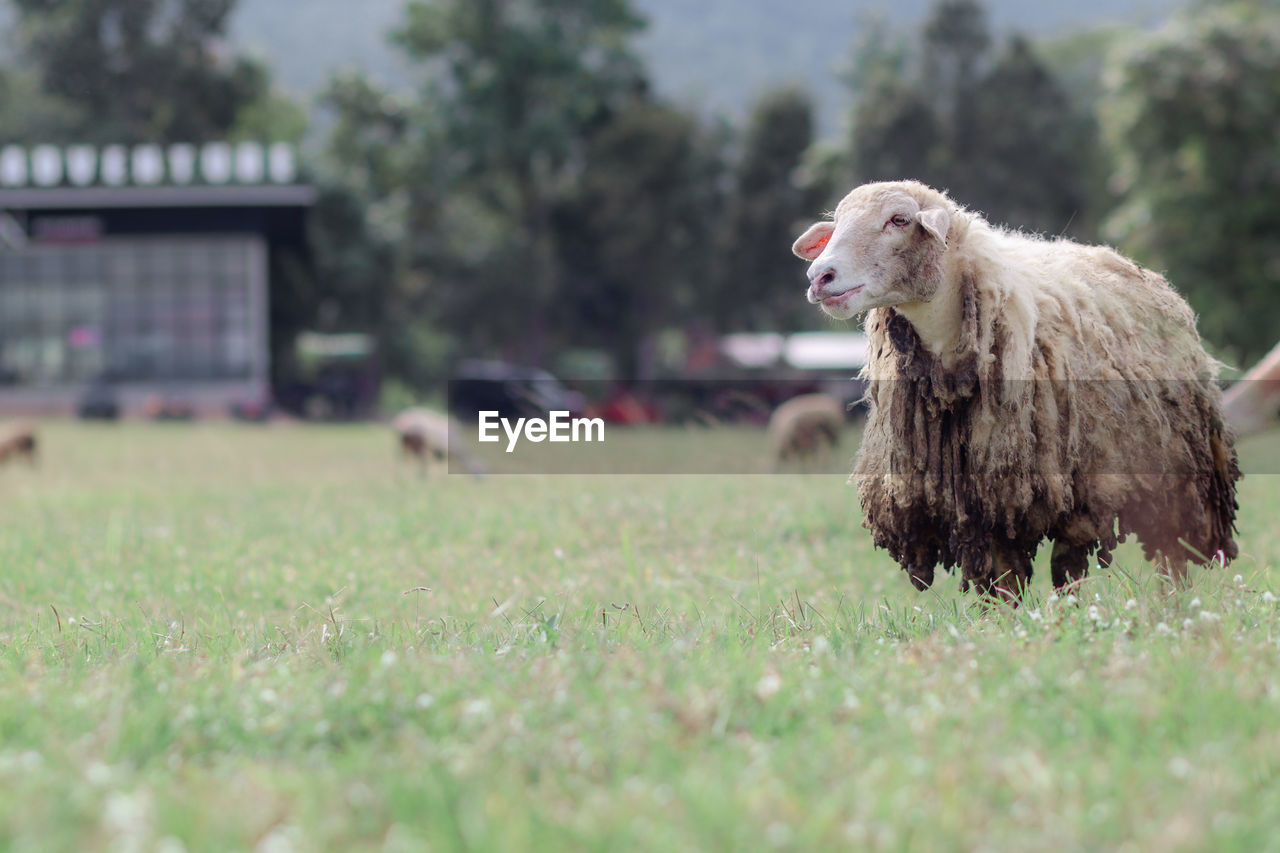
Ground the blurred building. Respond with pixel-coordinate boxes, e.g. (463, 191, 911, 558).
(0, 142, 314, 416)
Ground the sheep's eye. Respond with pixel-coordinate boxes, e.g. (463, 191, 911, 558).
(889, 214, 910, 228)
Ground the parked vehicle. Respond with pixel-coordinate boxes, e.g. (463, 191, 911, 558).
(448, 360, 586, 420)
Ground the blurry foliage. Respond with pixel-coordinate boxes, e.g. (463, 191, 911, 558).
(554, 99, 725, 376)
(5, 0, 1280, 384)
(1101, 2, 1280, 365)
(717, 89, 830, 332)
(278, 72, 418, 381)
(226, 88, 309, 145)
(9, 0, 273, 144)
(390, 0, 649, 367)
(846, 0, 1098, 239)
(0, 65, 83, 143)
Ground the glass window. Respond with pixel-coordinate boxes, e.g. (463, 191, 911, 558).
(0, 235, 262, 386)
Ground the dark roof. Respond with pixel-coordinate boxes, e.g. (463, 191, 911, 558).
(0, 184, 315, 211)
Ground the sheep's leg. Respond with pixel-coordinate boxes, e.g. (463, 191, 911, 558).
(1050, 541, 1090, 591)
(975, 545, 1032, 604)
(906, 563, 934, 591)
(1157, 553, 1190, 588)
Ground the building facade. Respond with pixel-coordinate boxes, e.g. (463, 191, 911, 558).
(0, 142, 313, 416)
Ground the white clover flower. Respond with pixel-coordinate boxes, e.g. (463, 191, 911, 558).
(103, 790, 153, 841)
(1263, 591, 1277, 604)
(461, 698, 493, 721)
(156, 837, 188, 853)
(1125, 599, 1138, 612)
(1189, 597, 1202, 610)
(1199, 610, 1221, 623)
(84, 762, 112, 785)
(1156, 622, 1172, 635)
(755, 671, 783, 702)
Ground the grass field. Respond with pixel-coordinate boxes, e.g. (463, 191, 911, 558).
(3, 421, 1280, 851)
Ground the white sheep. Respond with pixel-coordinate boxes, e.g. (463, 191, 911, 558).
(767, 393, 845, 471)
(793, 180, 1239, 599)
(392, 408, 484, 478)
(1222, 339, 1280, 437)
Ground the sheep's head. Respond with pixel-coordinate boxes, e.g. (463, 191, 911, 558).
(792, 181, 953, 320)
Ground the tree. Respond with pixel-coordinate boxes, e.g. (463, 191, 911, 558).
(554, 99, 724, 376)
(392, 0, 648, 366)
(305, 72, 432, 384)
(845, 0, 1095, 238)
(0, 65, 82, 144)
(850, 77, 945, 192)
(717, 88, 829, 332)
(966, 36, 1089, 234)
(921, 0, 990, 187)
(11, 0, 268, 144)
(1101, 4, 1280, 364)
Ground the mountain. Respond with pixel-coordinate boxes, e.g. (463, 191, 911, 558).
(225, 0, 1178, 136)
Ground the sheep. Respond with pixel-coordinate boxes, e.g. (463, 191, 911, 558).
(0, 423, 37, 467)
(767, 393, 845, 471)
(392, 407, 485, 478)
(1222, 339, 1280, 437)
(792, 180, 1240, 600)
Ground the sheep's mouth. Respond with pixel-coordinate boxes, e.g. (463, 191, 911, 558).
(821, 285, 864, 306)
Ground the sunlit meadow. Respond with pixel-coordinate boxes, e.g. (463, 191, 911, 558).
(2, 422, 1280, 851)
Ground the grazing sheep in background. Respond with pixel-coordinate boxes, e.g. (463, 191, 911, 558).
(767, 393, 845, 471)
(392, 408, 484, 478)
(0, 423, 37, 467)
(1223, 339, 1280, 437)
(792, 180, 1239, 600)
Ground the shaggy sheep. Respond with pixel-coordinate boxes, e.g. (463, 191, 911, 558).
(792, 180, 1239, 599)
(0, 423, 37, 467)
(1223, 339, 1280, 437)
(392, 407, 484, 478)
(767, 393, 845, 471)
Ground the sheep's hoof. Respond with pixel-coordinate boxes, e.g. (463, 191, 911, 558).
(907, 565, 934, 591)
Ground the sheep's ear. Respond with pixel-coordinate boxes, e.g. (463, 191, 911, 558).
(792, 221, 835, 260)
(916, 206, 950, 245)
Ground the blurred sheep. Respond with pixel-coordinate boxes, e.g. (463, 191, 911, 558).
(767, 393, 845, 470)
(1223, 340, 1280, 437)
(392, 408, 484, 478)
(0, 423, 37, 467)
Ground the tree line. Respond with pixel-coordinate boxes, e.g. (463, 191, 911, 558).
(1, 0, 1277, 389)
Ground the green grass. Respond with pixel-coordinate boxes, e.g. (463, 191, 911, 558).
(2, 421, 1280, 851)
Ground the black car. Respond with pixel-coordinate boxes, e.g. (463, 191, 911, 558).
(448, 360, 585, 420)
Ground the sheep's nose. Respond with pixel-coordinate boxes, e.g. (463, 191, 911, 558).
(808, 267, 837, 288)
